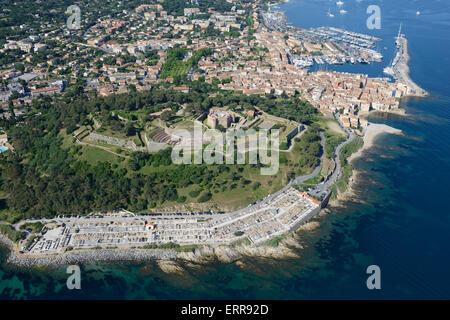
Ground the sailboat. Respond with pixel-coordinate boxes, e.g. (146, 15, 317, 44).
(327, 9, 334, 18)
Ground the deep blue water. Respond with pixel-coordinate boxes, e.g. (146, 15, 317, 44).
(1, 0, 450, 299)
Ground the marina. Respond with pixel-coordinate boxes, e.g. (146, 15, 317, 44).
(262, 10, 384, 68)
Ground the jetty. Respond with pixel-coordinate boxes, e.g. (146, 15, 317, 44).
(386, 24, 428, 97)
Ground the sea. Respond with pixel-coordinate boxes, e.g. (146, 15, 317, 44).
(1, 0, 449, 299)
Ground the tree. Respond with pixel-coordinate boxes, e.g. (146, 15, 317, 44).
(160, 110, 173, 121)
(124, 123, 136, 136)
(15, 64, 24, 73)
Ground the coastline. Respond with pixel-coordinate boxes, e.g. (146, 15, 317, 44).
(328, 123, 403, 207)
(359, 107, 407, 119)
(0, 232, 309, 270)
(0, 234, 177, 268)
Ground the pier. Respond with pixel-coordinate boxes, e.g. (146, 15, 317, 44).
(386, 25, 428, 97)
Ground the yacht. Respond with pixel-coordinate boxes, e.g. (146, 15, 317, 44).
(383, 66, 395, 76)
(360, 58, 369, 64)
(340, 9, 347, 15)
(336, 1, 344, 6)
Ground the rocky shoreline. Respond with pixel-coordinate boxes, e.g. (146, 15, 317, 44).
(329, 123, 403, 206)
(0, 123, 402, 270)
(5, 248, 178, 268)
(1, 230, 311, 270)
(0, 234, 178, 268)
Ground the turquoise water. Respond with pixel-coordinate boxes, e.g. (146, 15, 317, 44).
(1, 0, 450, 299)
(0, 147, 7, 152)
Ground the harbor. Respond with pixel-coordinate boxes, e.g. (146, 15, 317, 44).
(261, 10, 384, 68)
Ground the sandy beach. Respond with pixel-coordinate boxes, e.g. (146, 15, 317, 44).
(349, 123, 402, 162)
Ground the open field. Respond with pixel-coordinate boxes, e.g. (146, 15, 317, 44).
(60, 129, 128, 165)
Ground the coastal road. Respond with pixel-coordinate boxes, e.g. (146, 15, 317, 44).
(293, 113, 357, 199)
(323, 116, 356, 189)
